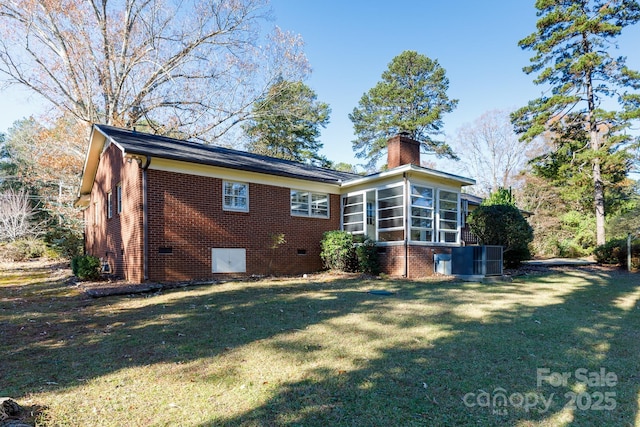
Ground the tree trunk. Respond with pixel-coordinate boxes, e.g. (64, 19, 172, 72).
(584, 33, 606, 246)
(593, 150, 606, 246)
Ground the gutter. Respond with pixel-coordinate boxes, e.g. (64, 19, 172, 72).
(140, 155, 151, 281)
(403, 172, 409, 278)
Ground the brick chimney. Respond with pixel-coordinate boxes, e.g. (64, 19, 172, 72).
(387, 133, 420, 168)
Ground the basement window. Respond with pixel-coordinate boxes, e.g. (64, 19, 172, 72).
(159, 247, 173, 254)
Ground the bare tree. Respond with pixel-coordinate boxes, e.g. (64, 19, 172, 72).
(0, 188, 41, 241)
(0, 0, 309, 142)
(453, 110, 542, 196)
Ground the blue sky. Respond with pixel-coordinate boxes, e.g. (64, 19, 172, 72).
(1, 1, 639, 174)
(268, 0, 640, 171)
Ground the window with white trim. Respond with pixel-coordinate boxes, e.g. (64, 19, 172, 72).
(223, 181, 249, 212)
(116, 184, 122, 214)
(107, 191, 113, 219)
(291, 190, 329, 218)
(342, 193, 364, 234)
(377, 185, 404, 242)
(410, 184, 434, 242)
(438, 190, 459, 243)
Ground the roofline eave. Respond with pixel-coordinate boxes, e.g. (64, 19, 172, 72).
(340, 164, 475, 189)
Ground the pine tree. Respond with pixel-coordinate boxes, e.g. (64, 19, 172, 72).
(512, 0, 640, 245)
(244, 79, 331, 166)
(349, 50, 458, 169)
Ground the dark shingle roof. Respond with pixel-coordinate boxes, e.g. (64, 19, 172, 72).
(95, 124, 359, 184)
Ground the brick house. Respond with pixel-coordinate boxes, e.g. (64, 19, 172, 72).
(76, 124, 475, 282)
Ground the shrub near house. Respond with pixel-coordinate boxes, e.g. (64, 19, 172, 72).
(320, 231, 380, 275)
(467, 190, 533, 268)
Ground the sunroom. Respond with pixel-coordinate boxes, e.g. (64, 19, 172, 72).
(339, 163, 476, 277)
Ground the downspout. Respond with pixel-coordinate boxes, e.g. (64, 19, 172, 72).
(141, 155, 151, 281)
(403, 172, 409, 278)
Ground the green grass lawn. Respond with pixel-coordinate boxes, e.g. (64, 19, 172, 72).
(1, 261, 639, 426)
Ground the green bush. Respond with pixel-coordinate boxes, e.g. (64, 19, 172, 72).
(467, 204, 533, 268)
(321, 231, 357, 272)
(594, 238, 640, 268)
(71, 254, 102, 280)
(556, 239, 590, 258)
(355, 237, 381, 275)
(320, 231, 380, 274)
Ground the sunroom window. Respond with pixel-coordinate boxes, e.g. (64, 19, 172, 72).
(438, 190, 459, 243)
(410, 185, 434, 242)
(342, 194, 364, 234)
(377, 185, 404, 242)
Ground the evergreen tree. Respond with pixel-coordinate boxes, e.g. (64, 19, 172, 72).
(244, 79, 331, 166)
(512, 0, 640, 245)
(530, 115, 632, 216)
(349, 50, 458, 169)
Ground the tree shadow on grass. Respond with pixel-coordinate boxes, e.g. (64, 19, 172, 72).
(1, 265, 639, 426)
(203, 269, 640, 427)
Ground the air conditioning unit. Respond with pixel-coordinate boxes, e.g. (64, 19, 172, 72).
(451, 246, 503, 278)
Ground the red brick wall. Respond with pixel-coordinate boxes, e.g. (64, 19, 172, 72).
(84, 144, 144, 282)
(378, 244, 452, 278)
(146, 169, 341, 281)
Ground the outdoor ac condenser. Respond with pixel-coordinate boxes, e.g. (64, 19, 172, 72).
(451, 246, 503, 277)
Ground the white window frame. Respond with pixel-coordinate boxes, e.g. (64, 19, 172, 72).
(377, 184, 405, 242)
(107, 191, 113, 219)
(409, 184, 434, 243)
(341, 182, 461, 245)
(223, 181, 249, 212)
(341, 192, 365, 234)
(116, 183, 122, 215)
(437, 189, 459, 243)
(291, 190, 329, 218)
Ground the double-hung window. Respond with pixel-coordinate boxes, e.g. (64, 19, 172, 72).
(291, 190, 329, 218)
(223, 181, 249, 212)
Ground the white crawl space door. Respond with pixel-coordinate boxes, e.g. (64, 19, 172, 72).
(211, 248, 246, 273)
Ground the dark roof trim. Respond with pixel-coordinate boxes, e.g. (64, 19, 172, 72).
(94, 124, 359, 185)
